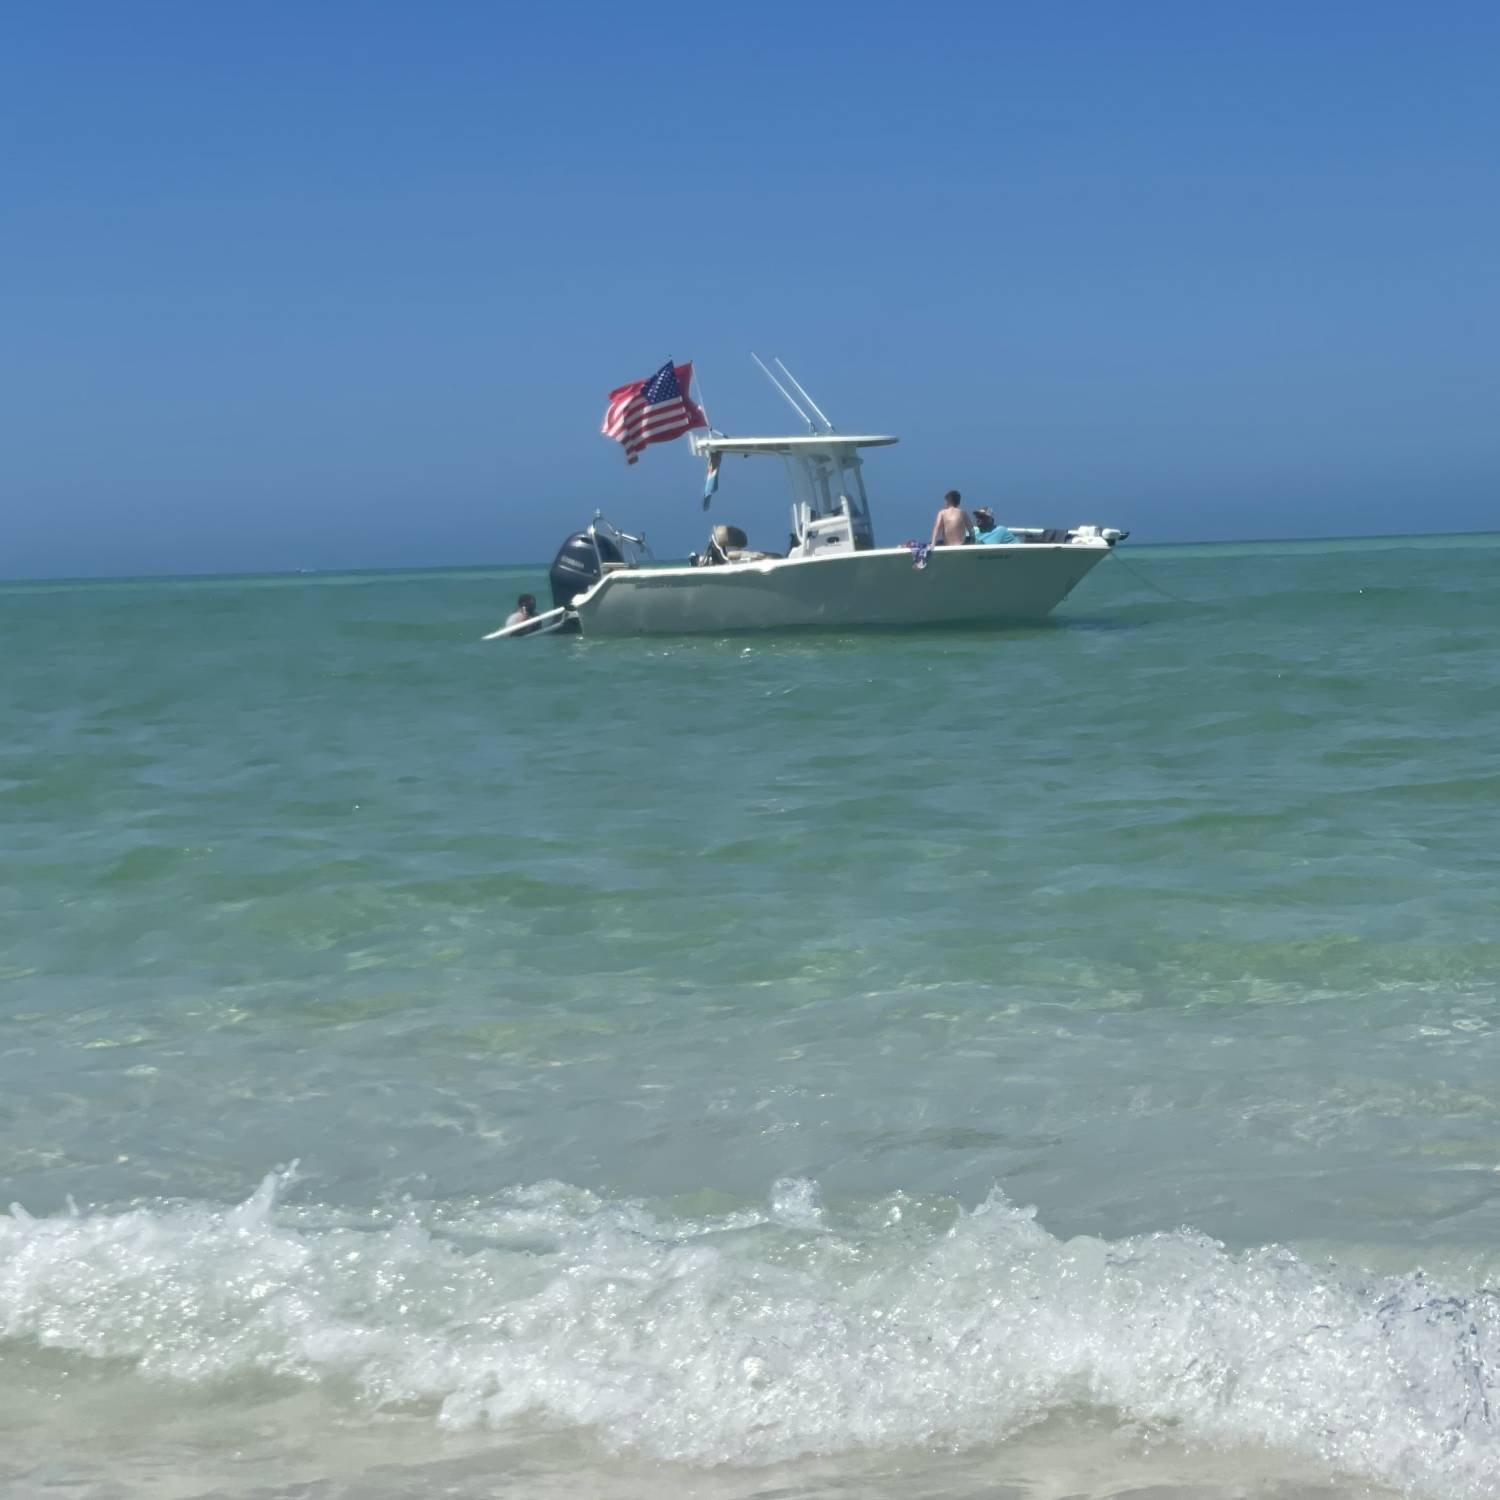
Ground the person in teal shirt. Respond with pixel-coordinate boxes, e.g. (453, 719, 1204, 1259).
(970, 506, 1018, 544)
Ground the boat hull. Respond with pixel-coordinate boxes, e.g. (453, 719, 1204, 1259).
(570, 542, 1110, 637)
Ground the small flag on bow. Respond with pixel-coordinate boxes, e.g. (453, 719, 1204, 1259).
(601, 360, 706, 465)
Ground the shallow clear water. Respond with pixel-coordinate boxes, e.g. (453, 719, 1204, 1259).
(2, 536, 1498, 1498)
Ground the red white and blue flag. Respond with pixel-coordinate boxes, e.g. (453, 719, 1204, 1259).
(601, 360, 706, 464)
(702, 448, 722, 509)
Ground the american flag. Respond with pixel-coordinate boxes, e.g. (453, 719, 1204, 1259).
(601, 360, 706, 464)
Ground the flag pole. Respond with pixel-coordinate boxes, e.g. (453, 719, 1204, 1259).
(692, 365, 715, 434)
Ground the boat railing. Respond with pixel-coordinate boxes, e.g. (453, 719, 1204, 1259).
(589, 512, 654, 568)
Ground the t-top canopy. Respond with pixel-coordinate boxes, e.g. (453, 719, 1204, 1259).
(689, 433, 898, 457)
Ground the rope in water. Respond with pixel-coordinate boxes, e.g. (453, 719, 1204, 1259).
(1108, 547, 1201, 606)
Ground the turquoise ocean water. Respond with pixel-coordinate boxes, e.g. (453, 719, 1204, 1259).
(2, 535, 1498, 1498)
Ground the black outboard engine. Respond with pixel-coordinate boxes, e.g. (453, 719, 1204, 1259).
(549, 529, 623, 611)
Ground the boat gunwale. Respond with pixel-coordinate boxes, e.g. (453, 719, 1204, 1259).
(578, 538, 1101, 593)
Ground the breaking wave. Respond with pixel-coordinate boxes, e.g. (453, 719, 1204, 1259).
(2, 1170, 1497, 1496)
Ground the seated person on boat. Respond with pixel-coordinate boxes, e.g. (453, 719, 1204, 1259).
(930, 490, 974, 547)
(971, 507, 1019, 544)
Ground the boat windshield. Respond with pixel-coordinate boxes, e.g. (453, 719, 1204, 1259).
(786, 449, 869, 524)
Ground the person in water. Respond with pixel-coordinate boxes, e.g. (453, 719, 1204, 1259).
(929, 490, 974, 547)
(504, 593, 538, 628)
(971, 506, 1019, 545)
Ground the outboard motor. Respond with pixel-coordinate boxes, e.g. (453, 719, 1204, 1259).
(549, 529, 623, 610)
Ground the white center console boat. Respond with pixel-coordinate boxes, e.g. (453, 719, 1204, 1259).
(487, 421, 1125, 641)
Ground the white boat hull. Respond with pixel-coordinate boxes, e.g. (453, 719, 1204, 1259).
(569, 542, 1110, 637)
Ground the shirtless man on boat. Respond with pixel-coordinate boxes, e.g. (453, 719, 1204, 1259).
(930, 490, 974, 547)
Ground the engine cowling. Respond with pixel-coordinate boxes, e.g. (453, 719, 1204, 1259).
(548, 530, 623, 610)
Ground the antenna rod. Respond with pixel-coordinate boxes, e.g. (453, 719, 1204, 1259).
(751, 352, 816, 431)
(774, 358, 835, 432)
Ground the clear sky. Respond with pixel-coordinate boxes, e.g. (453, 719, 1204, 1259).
(3, 2, 1497, 577)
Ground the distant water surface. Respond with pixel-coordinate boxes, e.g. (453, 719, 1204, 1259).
(2, 535, 1499, 1499)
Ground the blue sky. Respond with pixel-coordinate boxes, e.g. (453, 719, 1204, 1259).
(3, 2, 1497, 577)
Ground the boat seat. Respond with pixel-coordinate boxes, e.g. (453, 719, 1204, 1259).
(724, 549, 780, 563)
(599, 560, 634, 573)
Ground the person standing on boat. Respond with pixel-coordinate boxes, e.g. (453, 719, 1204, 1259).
(930, 490, 975, 547)
(970, 507, 1019, 545)
(505, 593, 538, 628)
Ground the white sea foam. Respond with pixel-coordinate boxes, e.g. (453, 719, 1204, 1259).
(2, 1172, 1497, 1497)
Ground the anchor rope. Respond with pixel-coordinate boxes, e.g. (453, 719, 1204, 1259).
(1108, 547, 1201, 606)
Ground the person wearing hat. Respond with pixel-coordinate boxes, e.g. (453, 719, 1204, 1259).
(970, 507, 1018, 545)
(504, 593, 539, 628)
